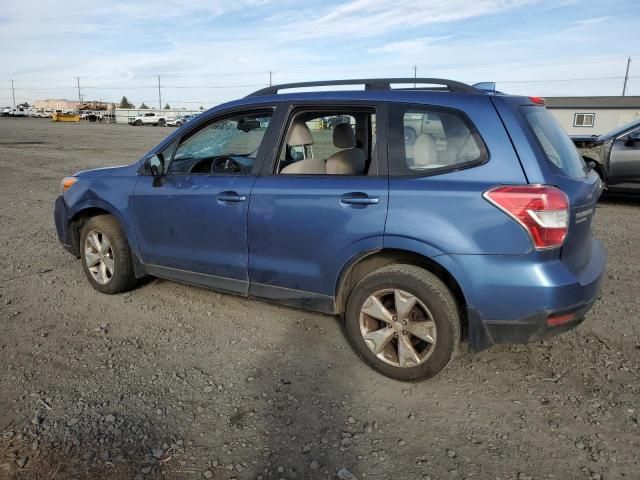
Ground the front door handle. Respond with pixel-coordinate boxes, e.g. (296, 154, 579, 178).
(340, 193, 379, 206)
(217, 191, 247, 203)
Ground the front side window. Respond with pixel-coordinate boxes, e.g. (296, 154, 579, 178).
(169, 111, 272, 175)
(573, 113, 595, 127)
(389, 105, 487, 176)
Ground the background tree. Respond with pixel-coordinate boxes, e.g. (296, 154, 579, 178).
(139, 103, 149, 109)
(18, 102, 30, 108)
(199, 106, 204, 111)
(164, 103, 171, 110)
(119, 96, 134, 108)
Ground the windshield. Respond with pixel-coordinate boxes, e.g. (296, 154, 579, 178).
(521, 106, 586, 179)
(599, 117, 640, 141)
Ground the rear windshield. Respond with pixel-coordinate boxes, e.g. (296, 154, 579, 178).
(521, 106, 586, 179)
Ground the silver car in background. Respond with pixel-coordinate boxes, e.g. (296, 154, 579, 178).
(573, 118, 640, 192)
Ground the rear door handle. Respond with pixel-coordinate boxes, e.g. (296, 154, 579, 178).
(340, 193, 379, 205)
(217, 191, 247, 203)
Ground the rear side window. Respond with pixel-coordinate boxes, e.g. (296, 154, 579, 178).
(388, 104, 487, 176)
(521, 106, 586, 179)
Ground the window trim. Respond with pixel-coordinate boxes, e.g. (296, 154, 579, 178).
(263, 102, 386, 178)
(165, 106, 276, 176)
(573, 112, 595, 128)
(387, 103, 489, 178)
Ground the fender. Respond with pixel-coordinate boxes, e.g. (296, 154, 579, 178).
(65, 180, 142, 263)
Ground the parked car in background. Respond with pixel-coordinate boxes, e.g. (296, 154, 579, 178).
(129, 112, 167, 126)
(165, 117, 181, 127)
(1, 107, 11, 117)
(175, 114, 198, 126)
(31, 109, 49, 118)
(54, 78, 605, 381)
(572, 118, 640, 192)
(7, 106, 29, 117)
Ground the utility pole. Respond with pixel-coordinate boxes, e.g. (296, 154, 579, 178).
(622, 56, 631, 96)
(269, 70, 273, 86)
(11, 80, 16, 107)
(157, 75, 162, 110)
(413, 65, 417, 88)
(76, 77, 82, 108)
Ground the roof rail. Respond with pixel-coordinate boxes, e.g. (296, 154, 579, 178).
(247, 78, 479, 97)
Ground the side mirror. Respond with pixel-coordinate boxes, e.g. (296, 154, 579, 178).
(145, 154, 164, 176)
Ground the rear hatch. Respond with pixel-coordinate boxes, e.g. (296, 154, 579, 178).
(518, 105, 602, 275)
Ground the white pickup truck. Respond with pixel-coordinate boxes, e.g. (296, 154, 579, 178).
(129, 112, 167, 126)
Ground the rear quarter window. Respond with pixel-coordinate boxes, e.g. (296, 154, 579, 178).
(521, 106, 586, 179)
(388, 104, 487, 176)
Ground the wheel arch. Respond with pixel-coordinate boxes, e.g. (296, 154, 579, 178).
(68, 206, 144, 278)
(335, 248, 469, 338)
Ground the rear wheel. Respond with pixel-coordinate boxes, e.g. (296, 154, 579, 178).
(158, 118, 166, 126)
(80, 215, 136, 294)
(345, 264, 460, 381)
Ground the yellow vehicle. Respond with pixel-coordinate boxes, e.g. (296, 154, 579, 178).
(52, 111, 80, 122)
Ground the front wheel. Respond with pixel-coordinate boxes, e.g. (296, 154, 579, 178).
(345, 264, 460, 381)
(80, 215, 136, 294)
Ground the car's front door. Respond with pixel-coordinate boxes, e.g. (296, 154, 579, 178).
(247, 103, 389, 311)
(608, 128, 640, 188)
(133, 108, 276, 294)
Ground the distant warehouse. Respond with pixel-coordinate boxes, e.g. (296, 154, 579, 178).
(545, 96, 640, 135)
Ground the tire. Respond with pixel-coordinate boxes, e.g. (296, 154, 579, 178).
(158, 119, 166, 126)
(345, 264, 460, 381)
(80, 215, 136, 294)
(135, 120, 142, 126)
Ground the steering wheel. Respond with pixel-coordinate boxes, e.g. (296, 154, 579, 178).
(211, 155, 248, 174)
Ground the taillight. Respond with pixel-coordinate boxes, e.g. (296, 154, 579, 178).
(528, 96, 546, 105)
(483, 185, 569, 249)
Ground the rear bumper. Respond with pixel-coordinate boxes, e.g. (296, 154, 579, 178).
(441, 238, 606, 351)
(480, 295, 595, 346)
(54, 195, 75, 255)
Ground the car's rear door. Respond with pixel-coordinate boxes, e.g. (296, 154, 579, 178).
(247, 101, 389, 312)
(133, 107, 277, 294)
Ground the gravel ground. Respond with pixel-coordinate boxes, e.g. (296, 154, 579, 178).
(0, 118, 638, 480)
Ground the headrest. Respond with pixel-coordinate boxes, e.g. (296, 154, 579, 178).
(287, 121, 314, 146)
(413, 133, 437, 166)
(333, 123, 356, 149)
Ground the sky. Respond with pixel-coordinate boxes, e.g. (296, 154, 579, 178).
(1, 0, 640, 109)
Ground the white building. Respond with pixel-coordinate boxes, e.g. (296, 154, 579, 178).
(545, 96, 640, 135)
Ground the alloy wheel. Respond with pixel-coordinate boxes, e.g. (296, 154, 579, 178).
(84, 229, 115, 285)
(359, 288, 437, 368)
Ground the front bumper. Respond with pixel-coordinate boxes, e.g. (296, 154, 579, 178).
(54, 195, 75, 255)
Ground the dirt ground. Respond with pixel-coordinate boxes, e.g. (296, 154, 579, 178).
(0, 118, 638, 480)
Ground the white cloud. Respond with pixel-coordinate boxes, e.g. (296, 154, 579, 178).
(272, 0, 539, 40)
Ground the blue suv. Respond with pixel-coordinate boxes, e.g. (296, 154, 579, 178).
(54, 78, 606, 381)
